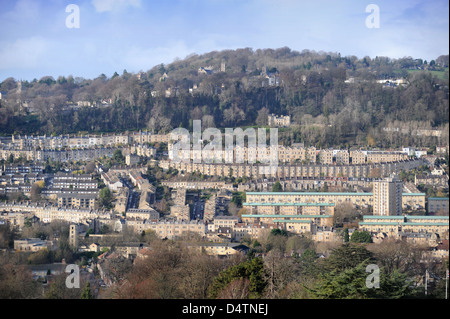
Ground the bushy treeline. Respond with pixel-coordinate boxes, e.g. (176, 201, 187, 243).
(1, 226, 448, 299)
(97, 236, 449, 299)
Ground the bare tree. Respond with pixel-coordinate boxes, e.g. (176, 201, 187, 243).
(333, 202, 359, 227)
(256, 107, 269, 126)
(217, 278, 250, 299)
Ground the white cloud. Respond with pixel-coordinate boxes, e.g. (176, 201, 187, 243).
(4, 0, 42, 22)
(0, 36, 48, 70)
(122, 41, 192, 71)
(92, 0, 141, 13)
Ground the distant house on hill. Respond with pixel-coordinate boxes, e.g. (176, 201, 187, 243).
(198, 66, 214, 75)
(268, 114, 290, 127)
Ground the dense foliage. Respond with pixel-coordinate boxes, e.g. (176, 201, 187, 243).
(1, 219, 449, 299)
(1, 48, 448, 148)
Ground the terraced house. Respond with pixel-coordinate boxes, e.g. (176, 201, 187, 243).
(244, 190, 426, 213)
(359, 215, 449, 238)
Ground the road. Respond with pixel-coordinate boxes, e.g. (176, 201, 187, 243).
(120, 177, 140, 210)
(191, 197, 205, 220)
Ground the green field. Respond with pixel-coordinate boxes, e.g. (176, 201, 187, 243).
(407, 67, 449, 81)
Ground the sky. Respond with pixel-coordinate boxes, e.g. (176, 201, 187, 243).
(0, 0, 448, 81)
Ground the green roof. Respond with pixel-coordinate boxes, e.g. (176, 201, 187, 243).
(241, 214, 333, 218)
(359, 222, 449, 226)
(245, 192, 425, 196)
(363, 215, 404, 219)
(407, 216, 449, 220)
(362, 215, 448, 220)
(273, 219, 312, 223)
(243, 202, 335, 206)
(403, 222, 449, 226)
(359, 222, 400, 226)
(246, 192, 371, 196)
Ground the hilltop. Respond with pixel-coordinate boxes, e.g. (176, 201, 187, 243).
(0, 47, 448, 149)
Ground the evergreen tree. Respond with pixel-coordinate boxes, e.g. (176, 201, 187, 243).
(272, 181, 282, 192)
(208, 257, 266, 299)
(343, 228, 350, 242)
(310, 261, 414, 299)
(350, 230, 373, 243)
(323, 243, 375, 272)
(81, 282, 94, 299)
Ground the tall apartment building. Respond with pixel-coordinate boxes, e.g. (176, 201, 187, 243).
(373, 176, 403, 216)
(69, 224, 79, 249)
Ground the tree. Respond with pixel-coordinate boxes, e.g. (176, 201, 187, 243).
(44, 273, 81, 299)
(30, 180, 45, 201)
(333, 203, 359, 227)
(227, 202, 239, 216)
(322, 243, 375, 272)
(100, 241, 193, 299)
(272, 181, 282, 192)
(263, 250, 297, 298)
(270, 228, 287, 237)
(343, 228, 350, 242)
(256, 107, 269, 126)
(285, 236, 314, 256)
(217, 278, 250, 299)
(237, 207, 248, 218)
(99, 187, 114, 209)
(100, 224, 110, 234)
(350, 230, 372, 243)
(113, 149, 124, 163)
(27, 248, 52, 264)
(0, 224, 15, 249)
(81, 282, 94, 299)
(101, 256, 133, 285)
(367, 239, 427, 276)
(179, 254, 229, 299)
(208, 257, 266, 299)
(310, 260, 414, 299)
(231, 192, 245, 207)
(84, 161, 96, 174)
(298, 248, 319, 277)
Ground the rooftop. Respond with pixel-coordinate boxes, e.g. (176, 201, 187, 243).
(246, 191, 425, 196)
(242, 214, 333, 218)
(243, 202, 335, 206)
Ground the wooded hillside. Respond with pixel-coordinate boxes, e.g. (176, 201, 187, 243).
(0, 47, 448, 148)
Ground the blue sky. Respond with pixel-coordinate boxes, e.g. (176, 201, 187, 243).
(0, 0, 448, 81)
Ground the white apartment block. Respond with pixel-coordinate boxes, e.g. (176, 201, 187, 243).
(373, 176, 403, 216)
